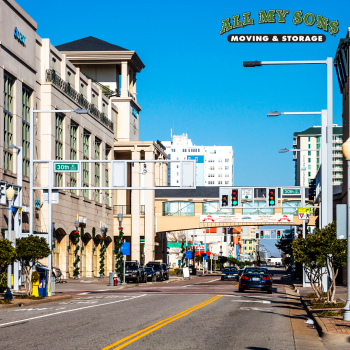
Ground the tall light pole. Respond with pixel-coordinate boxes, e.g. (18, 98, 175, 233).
(4, 186, 15, 300)
(244, 58, 333, 226)
(29, 108, 88, 284)
(268, 109, 329, 227)
(342, 138, 350, 321)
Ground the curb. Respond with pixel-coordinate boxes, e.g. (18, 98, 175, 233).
(0, 295, 73, 309)
(296, 291, 350, 345)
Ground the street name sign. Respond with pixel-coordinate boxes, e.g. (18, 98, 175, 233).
(283, 188, 301, 195)
(54, 163, 79, 172)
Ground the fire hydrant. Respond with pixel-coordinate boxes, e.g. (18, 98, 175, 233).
(113, 276, 118, 286)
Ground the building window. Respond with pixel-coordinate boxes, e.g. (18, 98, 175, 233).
(225, 166, 229, 170)
(308, 165, 311, 169)
(218, 158, 223, 163)
(52, 57, 56, 70)
(105, 147, 110, 205)
(92, 93, 96, 105)
(225, 181, 229, 184)
(4, 74, 14, 171)
(225, 159, 229, 162)
(218, 181, 222, 184)
(308, 136, 311, 142)
(308, 158, 311, 163)
(308, 144, 311, 149)
(22, 86, 31, 177)
(55, 113, 64, 187)
(218, 174, 222, 177)
(95, 139, 101, 202)
(225, 174, 229, 177)
(308, 172, 311, 177)
(70, 121, 78, 193)
(67, 71, 71, 83)
(209, 166, 215, 170)
(83, 131, 90, 198)
(308, 151, 311, 156)
(210, 150, 216, 154)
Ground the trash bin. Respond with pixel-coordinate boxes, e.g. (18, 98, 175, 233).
(109, 272, 117, 286)
(36, 265, 49, 297)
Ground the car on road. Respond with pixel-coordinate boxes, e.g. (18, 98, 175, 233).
(238, 267, 273, 294)
(161, 263, 169, 280)
(221, 267, 239, 281)
(125, 261, 143, 283)
(144, 266, 157, 282)
(146, 262, 165, 281)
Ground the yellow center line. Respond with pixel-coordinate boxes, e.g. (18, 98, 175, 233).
(101, 295, 222, 350)
(234, 284, 239, 287)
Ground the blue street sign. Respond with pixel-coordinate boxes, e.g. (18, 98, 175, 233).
(186, 251, 193, 259)
(120, 242, 130, 256)
(203, 255, 208, 260)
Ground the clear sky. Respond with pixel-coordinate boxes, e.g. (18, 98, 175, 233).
(17, 0, 347, 189)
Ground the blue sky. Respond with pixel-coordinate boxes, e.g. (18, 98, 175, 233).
(17, 0, 347, 189)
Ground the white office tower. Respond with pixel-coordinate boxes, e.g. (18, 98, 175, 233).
(162, 133, 234, 186)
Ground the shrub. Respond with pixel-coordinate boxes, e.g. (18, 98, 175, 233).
(14, 295, 43, 300)
(0, 299, 11, 304)
(311, 302, 345, 309)
(319, 309, 343, 317)
(306, 292, 327, 299)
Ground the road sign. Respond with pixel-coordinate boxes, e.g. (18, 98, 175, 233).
(298, 208, 311, 214)
(283, 188, 301, 195)
(241, 188, 253, 200)
(186, 251, 193, 259)
(298, 213, 310, 220)
(213, 255, 218, 261)
(120, 242, 130, 255)
(54, 163, 79, 172)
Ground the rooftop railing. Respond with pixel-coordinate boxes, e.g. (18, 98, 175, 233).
(46, 69, 114, 132)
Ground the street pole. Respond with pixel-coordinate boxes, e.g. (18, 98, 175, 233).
(203, 229, 206, 276)
(343, 158, 350, 321)
(5, 198, 13, 300)
(186, 231, 188, 267)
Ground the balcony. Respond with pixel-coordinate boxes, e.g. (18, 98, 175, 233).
(333, 174, 343, 179)
(46, 69, 114, 132)
(333, 160, 343, 164)
(113, 205, 145, 215)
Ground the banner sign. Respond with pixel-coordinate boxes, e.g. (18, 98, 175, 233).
(200, 214, 293, 224)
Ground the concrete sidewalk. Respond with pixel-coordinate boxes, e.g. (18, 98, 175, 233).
(293, 281, 350, 349)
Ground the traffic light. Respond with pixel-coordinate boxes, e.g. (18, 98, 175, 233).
(277, 230, 281, 239)
(232, 189, 239, 206)
(260, 230, 264, 239)
(268, 189, 276, 206)
(255, 230, 259, 239)
(309, 178, 316, 200)
(222, 194, 228, 207)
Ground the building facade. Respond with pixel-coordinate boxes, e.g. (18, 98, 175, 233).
(163, 133, 234, 187)
(293, 125, 343, 187)
(0, 0, 166, 282)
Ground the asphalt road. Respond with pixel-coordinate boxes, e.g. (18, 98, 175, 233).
(0, 268, 298, 350)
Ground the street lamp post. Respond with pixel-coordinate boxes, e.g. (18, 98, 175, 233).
(100, 226, 106, 278)
(4, 186, 15, 300)
(341, 138, 350, 321)
(244, 58, 333, 226)
(29, 108, 87, 289)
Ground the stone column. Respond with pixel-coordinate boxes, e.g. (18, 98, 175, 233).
(121, 62, 128, 98)
(131, 150, 140, 261)
(144, 151, 155, 263)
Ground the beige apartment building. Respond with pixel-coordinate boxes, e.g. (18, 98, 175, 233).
(0, 0, 166, 280)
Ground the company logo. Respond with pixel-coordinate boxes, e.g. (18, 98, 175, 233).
(220, 10, 339, 37)
(14, 27, 26, 46)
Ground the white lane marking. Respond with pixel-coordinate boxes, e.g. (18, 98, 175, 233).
(182, 278, 220, 287)
(14, 308, 50, 312)
(76, 289, 109, 295)
(240, 307, 271, 311)
(231, 300, 271, 304)
(0, 294, 146, 328)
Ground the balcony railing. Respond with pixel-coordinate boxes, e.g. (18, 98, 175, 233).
(46, 69, 114, 132)
(81, 72, 120, 98)
(113, 205, 145, 215)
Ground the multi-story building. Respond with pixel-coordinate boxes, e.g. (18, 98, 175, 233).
(0, 0, 166, 281)
(293, 125, 343, 187)
(163, 133, 234, 187)
(241, 226, 259, 261)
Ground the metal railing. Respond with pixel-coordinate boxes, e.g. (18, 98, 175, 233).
(46, 69, 114, 132)
(81, 72, 120, 98)
(113, 205, 145, 215)
(162, 211, 195, 217)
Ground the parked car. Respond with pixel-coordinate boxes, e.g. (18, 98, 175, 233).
(161, 263, 169, 280)
(125, 261, 143, 283)
(140, 266, 148, 283)
(221, 266, 239, 281)
(144, 267, 156, 282)
(146, 262, 164, 281)
(239, 267, 273, 294)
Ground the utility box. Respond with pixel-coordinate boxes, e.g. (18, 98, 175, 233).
(31, 271, 40, 297)
(36, 265, 49, 297)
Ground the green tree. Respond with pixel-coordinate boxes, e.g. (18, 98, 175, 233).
(16, 235, 51, 295)
(315, 222, 347, 302)
(115, 226, 124, 279)
(0, 239, 16, 291)
(275, 233, 293, 255)
(195, 255, 203, 263)
(227, 257, 239, 266)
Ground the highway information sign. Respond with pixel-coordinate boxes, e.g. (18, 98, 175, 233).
(283, 188, 301, 195)
(54, 163, 79, 172)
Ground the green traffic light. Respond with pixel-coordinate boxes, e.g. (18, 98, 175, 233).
(233, 201, 238, 205)
(270, 200, 275, 205)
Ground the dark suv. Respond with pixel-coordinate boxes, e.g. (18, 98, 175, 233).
(125, 261, 143, 283)
(146, 262, 164, 281)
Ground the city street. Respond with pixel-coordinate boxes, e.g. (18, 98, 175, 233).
(0, 268, 320, 350)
